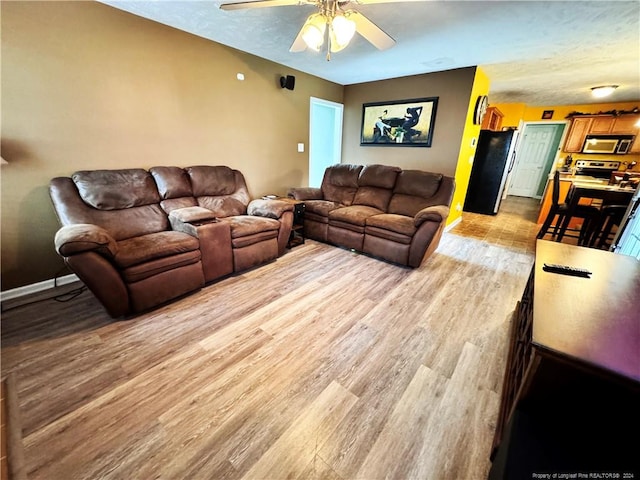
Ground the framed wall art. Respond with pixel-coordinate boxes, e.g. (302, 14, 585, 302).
(360, 97, 438, 147)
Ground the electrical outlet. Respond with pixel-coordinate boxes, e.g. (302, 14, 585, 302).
(456, 203, 462, 212)
(297, 143, 304, 153)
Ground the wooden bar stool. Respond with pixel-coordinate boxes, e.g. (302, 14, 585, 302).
(536, 170, 599, 243)
(585, 204, 627, 249)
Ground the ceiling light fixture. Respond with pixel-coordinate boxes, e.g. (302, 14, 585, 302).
(591, 85, 618, 98)
(300, 1, 356, 60)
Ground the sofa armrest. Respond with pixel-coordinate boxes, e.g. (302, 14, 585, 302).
(287, 187, 322, 201)
(247, 199, 294, 219)
(54, 224, 118, 258)
(169, 206, 218, 225)
(414, 205, 451, 227)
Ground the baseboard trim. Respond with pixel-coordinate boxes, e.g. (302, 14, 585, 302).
(1, 274, 80, 302)
(445, 216, 462, 232)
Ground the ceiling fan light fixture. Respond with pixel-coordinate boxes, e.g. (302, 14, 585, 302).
(591, 85, 618, 98)
(330, 14, 356, 52)
(301, 13, 326, 51)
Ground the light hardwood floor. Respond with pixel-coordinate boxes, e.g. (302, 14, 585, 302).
(1, 196, 540, 480)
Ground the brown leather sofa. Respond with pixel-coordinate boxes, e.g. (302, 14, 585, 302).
(288, 163, 455, 267)
(49, 166, 294, 318)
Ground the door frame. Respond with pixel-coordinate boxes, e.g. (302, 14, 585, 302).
(309, 97, 344, 187)
(507, 120, 569, 199)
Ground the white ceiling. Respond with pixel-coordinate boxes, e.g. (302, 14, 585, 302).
(99, 0, 640, 106)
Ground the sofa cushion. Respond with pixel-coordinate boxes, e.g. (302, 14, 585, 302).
(114, 231, 200, 268)
(160, 197, 198, 214)
(393, 170, 443, 197)
(198, 196, 246, 217)
(329, 205, 384, 227)
(322, 164, 362, 206)
(187, 166, 237, 196)
(358, 164, 401, 189)
(224, 215, 280, 239)
(150, 167, 193, 199)
(366, 214, 417, 237)
(388, 171, 443, 217)
(353, 187, 393, 211)
(169, 206, 218, 224)
(304, 199, 342, 217)
(73, 169, 160, 210)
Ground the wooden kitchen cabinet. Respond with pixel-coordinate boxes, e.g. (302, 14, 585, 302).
(611, 114, 640, 133)
(589, 115, 614, 133)
(481, 107, 503, 131)
(563, 113, 640, 152)
(563, 116, 592, 152)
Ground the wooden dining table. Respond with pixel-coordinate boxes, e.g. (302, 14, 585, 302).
(555, 180, 636, 243)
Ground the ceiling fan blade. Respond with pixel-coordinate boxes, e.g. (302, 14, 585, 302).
(350, 0, 431, 4)
(220, 0, 310, 11)
(348, 10, 395, 50)
(289, 25, 308, 52)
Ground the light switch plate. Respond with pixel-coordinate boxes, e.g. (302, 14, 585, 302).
(297, 143, 304, 153)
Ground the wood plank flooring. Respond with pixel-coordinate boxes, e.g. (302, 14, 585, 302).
(1, 196, 540, 480)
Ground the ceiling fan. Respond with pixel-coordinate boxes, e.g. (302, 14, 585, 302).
(219, 0, 407, 60)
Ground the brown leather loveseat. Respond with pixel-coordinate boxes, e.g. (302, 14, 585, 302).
(288, 163, 454, 267)
(49, 166, 294, 318)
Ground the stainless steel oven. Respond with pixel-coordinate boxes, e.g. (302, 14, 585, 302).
(574, 159, 621, 179)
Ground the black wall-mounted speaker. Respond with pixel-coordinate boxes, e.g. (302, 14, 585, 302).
(280, 75, 296, 90)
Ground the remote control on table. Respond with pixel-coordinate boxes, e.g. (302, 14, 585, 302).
(542, 263, 592, 278)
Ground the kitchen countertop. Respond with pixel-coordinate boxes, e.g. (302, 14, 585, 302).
(555, 173, 608, 184)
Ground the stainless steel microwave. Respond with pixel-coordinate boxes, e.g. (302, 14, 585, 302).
(582, 135, 635, 154)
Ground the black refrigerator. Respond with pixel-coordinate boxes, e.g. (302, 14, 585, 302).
(464, 129, 519, 215)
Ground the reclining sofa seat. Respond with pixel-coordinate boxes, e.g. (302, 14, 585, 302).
(365, 168, 454, 267)
(328, 164, 401, 251)
(49, 169, 205, 318)
(150, 165, 294, 275)
(50, 166, 294, 318)
(289, 163, 454, 268)
(295, 163, 364, 242)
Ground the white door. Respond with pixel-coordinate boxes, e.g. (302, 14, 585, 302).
(508, 124, 558, 197)
(310, 97, 343, 187)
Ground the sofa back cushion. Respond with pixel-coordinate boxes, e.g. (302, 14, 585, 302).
(353, 164, 400, 211)
(321, 164, 363, 206)
(73, 169, 160, 210)
(388, 170, 444, 217)
(187, 166, 250, 217)
(51, 169, 169, 240)
(187, 166, 236, 196)
(151, 166, 193, 199)
(150, 166, 198, 213)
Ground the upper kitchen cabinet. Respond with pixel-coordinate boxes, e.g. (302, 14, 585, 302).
(564, 117, 593, 152)
(481, 106, 504, 131)
(563, 113, 640, 153)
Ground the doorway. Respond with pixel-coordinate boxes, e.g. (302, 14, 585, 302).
(309, 97, 343, 187)
(507, 122, 567, 198)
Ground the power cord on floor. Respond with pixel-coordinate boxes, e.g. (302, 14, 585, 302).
(1, 266, 87, 313)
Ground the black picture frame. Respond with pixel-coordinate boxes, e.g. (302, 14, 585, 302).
(360, 97, 438, 147)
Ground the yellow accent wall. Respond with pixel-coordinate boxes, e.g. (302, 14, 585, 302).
(448, 67, 491, 226)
